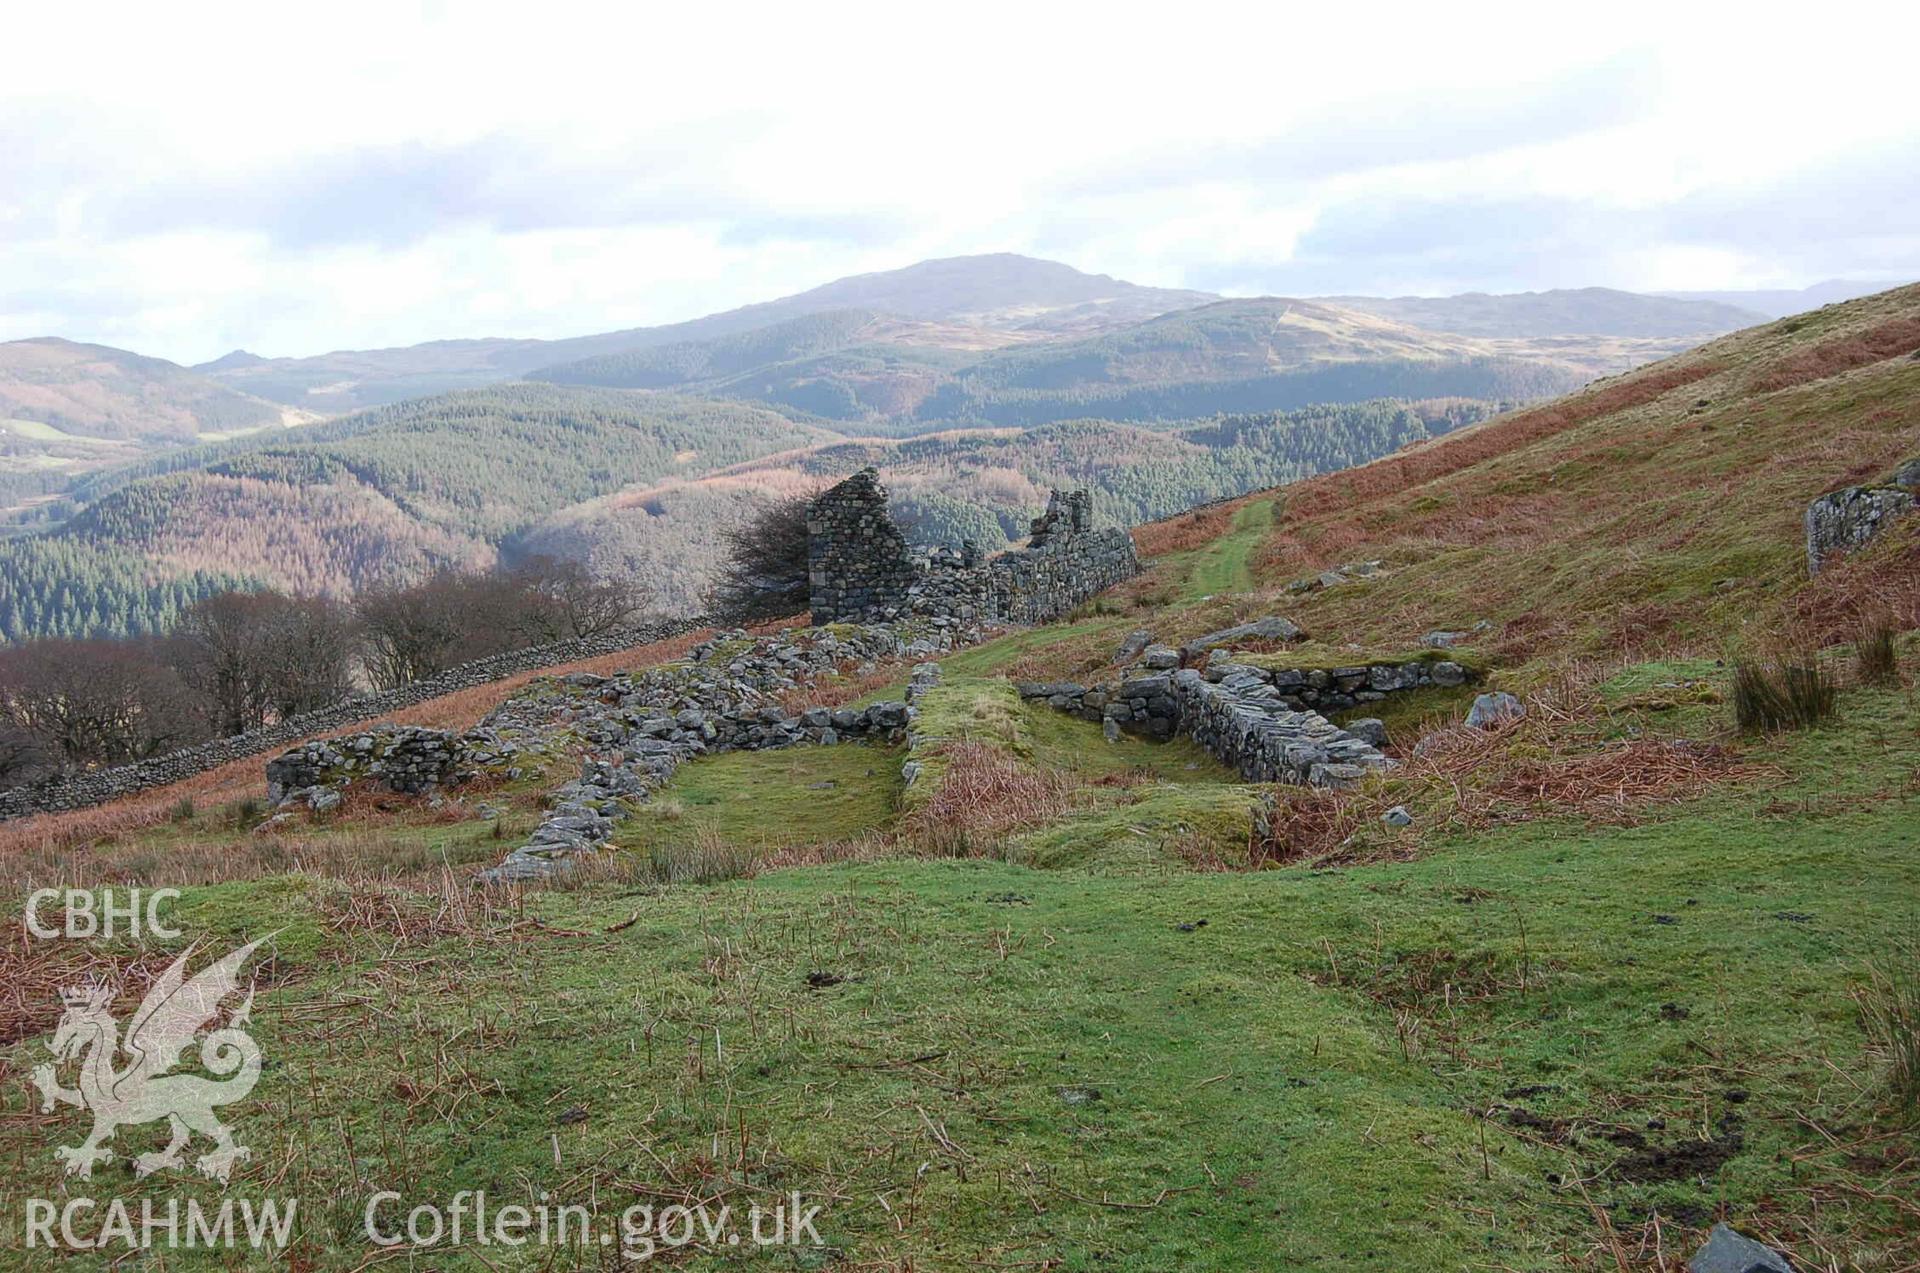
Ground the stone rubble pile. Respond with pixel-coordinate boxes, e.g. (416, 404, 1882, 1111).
(472, 625, 959, 881)
(1173, 668, 1390, 786)
(1196, 651, 1470, 714)
(265, 724, 524, 806)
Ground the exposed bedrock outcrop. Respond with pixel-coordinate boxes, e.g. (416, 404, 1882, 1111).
(1805, 457, 1920, 573)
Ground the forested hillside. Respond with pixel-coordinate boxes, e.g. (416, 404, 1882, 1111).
(513, 398, 1495, 609)
(0, 386, 825, 637)
(0, 393, 1493, 639)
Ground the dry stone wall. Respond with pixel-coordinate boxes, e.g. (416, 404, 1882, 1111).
(0, 616, 709, 821)
(428, 622, 960, 882)
(807, 469, 1140, 627)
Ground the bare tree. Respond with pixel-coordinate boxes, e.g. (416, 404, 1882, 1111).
(356, 574, 480, 690)
(505, 556, 647, 643)
(256, 594, 358, 718)
(172, 590, 358, 733)
(707, 496, 812, 622)
(0, 639, 203, 771)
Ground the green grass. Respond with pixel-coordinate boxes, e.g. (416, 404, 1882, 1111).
(8, 681, 1914, 1266)
(1183, 496, 1276, 598)
(613, 741, 905, 854)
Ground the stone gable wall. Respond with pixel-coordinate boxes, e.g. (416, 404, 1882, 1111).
(807, 468, 1141, 627)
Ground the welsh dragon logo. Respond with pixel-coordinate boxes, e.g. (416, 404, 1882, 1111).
(31, 936, 272, 1183)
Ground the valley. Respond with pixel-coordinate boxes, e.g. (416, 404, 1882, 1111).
(0, 255, 1790, 644)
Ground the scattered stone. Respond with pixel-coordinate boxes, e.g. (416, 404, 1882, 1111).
(1179, 616, 1305, 663)
(804, 971, 846, 989)
(1057, 1085, 1102, 1105)
(1688, 1223, 1793, 1273)
(1141, 645, 1182, 670)
(305, 787, 342, 814)
(1659, 1002, 1691, 1021)
(1464, 692, 1525, 728)
(1115, 629, 1154, 663)
(1421, 630, 1467, 649)
(1382, 805, 1413, 828)
(1689, 1228, 1789, 1273)
(1346, 718, 1388, 748)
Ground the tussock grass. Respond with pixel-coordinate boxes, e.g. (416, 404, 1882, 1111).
(1853, 609, 1902, 687)
(1732, 646, 1838, 731)
(1855, 930, 1920, 1118)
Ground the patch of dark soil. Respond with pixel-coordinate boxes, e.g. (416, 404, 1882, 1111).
(1502, 1083, 1560, 1101)
(1613, 1130, 1743, 1183)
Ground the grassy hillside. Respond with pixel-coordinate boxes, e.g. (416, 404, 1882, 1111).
(2, 287, 1917, 1268)
(0, 337, 303, 446)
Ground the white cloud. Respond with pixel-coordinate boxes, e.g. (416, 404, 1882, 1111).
(2, 0, 1916, 361)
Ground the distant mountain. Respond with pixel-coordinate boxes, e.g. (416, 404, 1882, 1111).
(721, 253, 1215, 334)
(0, 338, 302, 444)
(193, 257, 1778, 421)
(202, 255, 1215, 414)
(191, 349, 268, 373)
(1320, 287, 1765, 339)
(1655, 279, 1914, 319)
(531, 295, 1602, 430)
(911, 298, 1598, 428)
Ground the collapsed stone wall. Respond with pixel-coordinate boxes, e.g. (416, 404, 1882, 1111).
(469, 623, 960, 881)
(1016, 664, 1392, 788)
(0, 616, 709, 822)
(807, 469, 1140, 627)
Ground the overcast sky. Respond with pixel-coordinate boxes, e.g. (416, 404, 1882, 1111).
(4, 1, 1917, 363)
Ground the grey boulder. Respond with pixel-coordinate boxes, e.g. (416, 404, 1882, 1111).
(1464, 692, 1525, 728)
(1688, 1223, 1793, 1273)
(1180, 616, 1304, 663)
